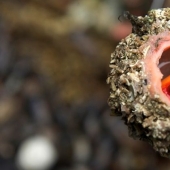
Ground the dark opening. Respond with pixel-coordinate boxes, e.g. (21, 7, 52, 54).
(158, 48, 170, 79)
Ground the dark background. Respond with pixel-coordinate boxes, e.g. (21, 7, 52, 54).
(0, 0, 170, 170)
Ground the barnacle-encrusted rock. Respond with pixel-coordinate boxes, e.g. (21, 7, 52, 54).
(107, 8, 170, 158)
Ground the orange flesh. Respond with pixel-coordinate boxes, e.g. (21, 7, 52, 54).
(160, 48, 170, 99)
(162, 76, 170, 99)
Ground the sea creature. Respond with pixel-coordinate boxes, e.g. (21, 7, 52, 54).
(107, 8, 170, 158)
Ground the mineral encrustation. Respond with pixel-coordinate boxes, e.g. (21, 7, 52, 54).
(107, 8, 170, 158)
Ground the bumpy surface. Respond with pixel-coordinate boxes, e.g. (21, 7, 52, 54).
(107, 8, 170, 158)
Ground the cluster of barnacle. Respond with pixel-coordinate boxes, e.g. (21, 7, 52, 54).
(107, 34, 145, 114)
(108, 8, 170, 157)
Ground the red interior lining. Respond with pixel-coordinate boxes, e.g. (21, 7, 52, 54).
(160, 48, 170, 97)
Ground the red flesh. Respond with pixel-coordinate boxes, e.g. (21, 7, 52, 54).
(162, 76, 170, 99)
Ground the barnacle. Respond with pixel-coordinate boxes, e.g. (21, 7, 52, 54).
(107, 8, 170, 158)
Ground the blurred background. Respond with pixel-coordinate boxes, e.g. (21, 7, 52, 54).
(0, 0, 170, 170)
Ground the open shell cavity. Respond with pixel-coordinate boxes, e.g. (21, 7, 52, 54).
(107, 8, 170, 158)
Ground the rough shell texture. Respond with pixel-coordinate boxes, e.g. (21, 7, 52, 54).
(107, 8, 170, 158)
